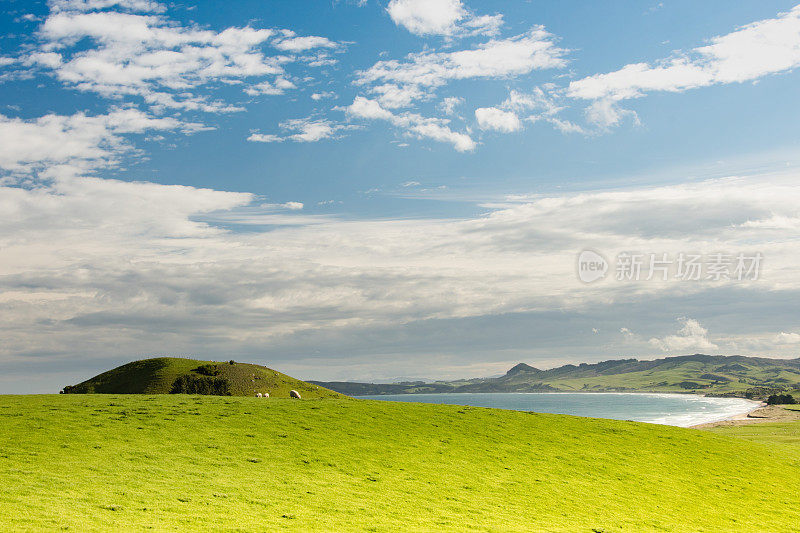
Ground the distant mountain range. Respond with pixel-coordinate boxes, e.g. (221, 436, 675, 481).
(311, 354, 800, 399)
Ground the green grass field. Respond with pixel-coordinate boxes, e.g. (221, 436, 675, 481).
(2, 395, 800, 532)
(709, 420, 800, 449)
(707, 405, 800, 450)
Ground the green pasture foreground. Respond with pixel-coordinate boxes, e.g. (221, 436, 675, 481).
(1, 395, 799, 532)
(709, 415, 800, 449)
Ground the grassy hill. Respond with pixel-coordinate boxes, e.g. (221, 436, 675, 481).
(0, 395, 798, 531)
(314, 354, 800, 399)
(62, 357, 344, 399)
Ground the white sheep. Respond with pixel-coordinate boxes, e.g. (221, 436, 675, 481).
(256, 392, 262, 398)
(289, 390, 301, 399)
(263, 393, 269, 398)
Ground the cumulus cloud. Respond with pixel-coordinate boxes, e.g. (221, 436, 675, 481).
(475, 88, 585, 135)
(474, 107, 520, 132)
(244, 77, 296, 96)
(386, 0, 502, 38)
(649, 318, 719, 352)
(438, 96, 464, 116)
(311, 91, 336, 101)
(345, 25, 568, 149)
(774, 332, 800, 345)
(345, 96, 475, 151)
(345, 96, 395, 120)
(0, 108, 204, 178)
(19, 0, 341, 113)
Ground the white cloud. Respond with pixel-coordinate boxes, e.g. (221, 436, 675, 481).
(272, 34, 338, 52)
(477, 88, 586, 135)
(286, 119, 343, 142)
(347, 23, 567, 148)
(259, 201, 304, 210)
(774, 332, 800, 344)
(356, 28, 568, 106)
(248, 118, 347, 144)
(404, 118, 475, 152)
(244, 77, 296, 96)
(22, 2, 341, 113)
(7, 172, 800, 373)
(369, 83, 425, 109)
(567, 5, 800, 126)
(345, 95, 395, 120)
(387, 0, 464, 36)
(438, 96, 463, 115)
(547, 117, 586, 134)
(0, 108, 203, 178)
(311, 91, 336, 101)
(474, 107, 520, 132)
(584, 99, 639, 129)
(503, 88, 552, 112)
(649, 318, 719, 352)
(247, 133, 283, 143)
(386, 0, 502, 38)
(49, 0, 166, 13)
(345, 96, 475, 151)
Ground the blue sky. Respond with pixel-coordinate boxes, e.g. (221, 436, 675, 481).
(2, 0, 800, 391)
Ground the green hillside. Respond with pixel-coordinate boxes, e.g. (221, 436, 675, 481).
(314, 354, 800, 398)
(0, 395, 798, 531)
(62, 357, 344, 399)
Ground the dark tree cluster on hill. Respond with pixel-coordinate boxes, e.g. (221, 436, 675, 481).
(170, 375, 232, 395)
(677, 381, 708, 390)
(766, 394, 797, 405)
(193, 364, 220, 376)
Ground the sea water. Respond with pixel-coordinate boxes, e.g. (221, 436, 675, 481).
(357, 392, 757, 427)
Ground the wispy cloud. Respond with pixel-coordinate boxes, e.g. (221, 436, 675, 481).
(568, 5, 800, 127)
(345, 96, 475, 151)
(248, 118, 350, 144)
(356, 28, 567, 109)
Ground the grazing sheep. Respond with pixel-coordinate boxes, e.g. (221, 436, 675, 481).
(263, 393, 269, 398)
(289, 390, 301, 399)
(256, 392, 262, 398)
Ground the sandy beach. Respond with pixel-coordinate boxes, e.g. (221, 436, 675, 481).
(692, 404, 800, 429)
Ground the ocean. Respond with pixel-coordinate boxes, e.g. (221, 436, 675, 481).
(357, 392, 758, 427)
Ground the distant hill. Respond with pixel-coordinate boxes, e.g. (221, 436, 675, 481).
(62, 357, 345, 398)
(312, 354, 800, 399)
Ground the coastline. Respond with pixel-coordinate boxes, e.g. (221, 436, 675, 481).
(691, 403, 800, 429)
(361, 391, 758, 427)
